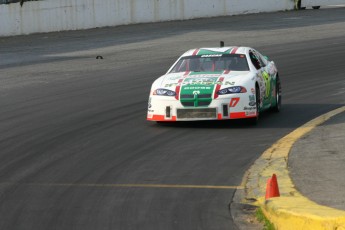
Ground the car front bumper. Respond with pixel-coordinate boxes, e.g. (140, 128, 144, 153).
(147, 94, 257, 121)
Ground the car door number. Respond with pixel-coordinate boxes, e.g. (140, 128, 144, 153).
(262, 71, 271, 98)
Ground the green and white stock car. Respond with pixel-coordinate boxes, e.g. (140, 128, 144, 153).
(147, 46, 281, 124)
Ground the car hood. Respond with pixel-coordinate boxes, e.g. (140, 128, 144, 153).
(154, 71, 252, 90)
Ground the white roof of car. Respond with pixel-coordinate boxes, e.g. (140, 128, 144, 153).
(181, 47, 250, 57)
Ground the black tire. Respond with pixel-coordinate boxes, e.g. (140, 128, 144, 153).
(272, 76, 282, 112)
(156, 121, 167, 124)
(312, 6, 321, 9)
(248, 85, 260, 125)
(156, 121, 170, 126)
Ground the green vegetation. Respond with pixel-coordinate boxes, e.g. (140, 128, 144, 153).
(255, 208, 275, 230)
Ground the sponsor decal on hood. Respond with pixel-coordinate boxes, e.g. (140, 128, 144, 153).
(178, 75, 221, 107)
(164, 73, 231, 87)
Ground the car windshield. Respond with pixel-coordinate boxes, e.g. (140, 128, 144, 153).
(170, 54, 249, 73)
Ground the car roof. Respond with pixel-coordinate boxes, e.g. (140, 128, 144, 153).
(181, 47, 251, 57)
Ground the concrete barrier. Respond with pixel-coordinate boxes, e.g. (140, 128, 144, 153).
(302, 0, 345, 8)
(0, 0, 295, 37)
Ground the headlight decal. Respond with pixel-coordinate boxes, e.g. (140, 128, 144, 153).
(217, 86, 247, 95)
(153, 88, 176, 96)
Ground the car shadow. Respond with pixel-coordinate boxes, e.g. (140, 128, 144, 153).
(152, 103, 345, 129)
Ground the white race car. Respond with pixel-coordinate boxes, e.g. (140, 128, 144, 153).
(147, 45, 281, 123)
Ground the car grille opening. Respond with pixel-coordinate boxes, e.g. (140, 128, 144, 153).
(180, 95, 194, 98)
(180, 94, 212, 107)
(198, 101, 211, 106)
(166, 106, 171, 118)
(177, 108, 217, 119)
(181, 102, 194, 107)
(197, 94, 212, 98)
(222, 104, 228, 117)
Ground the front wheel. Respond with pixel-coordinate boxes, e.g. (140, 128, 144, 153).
(312, 6, 320, 9)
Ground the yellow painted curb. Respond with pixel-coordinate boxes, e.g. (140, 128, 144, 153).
(244, 106, 345, 230)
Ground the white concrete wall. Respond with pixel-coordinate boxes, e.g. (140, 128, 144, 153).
(0, 0, 295, 37)
(302, 0, 345, 7)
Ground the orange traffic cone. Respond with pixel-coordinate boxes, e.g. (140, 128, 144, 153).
(265, 174, 280, 199)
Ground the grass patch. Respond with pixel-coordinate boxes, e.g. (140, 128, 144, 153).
(255, 207, 275, 230)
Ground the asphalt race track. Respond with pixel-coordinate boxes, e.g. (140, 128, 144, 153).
(1, 7, 345, 230)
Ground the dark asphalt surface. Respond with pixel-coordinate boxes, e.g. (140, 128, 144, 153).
(0, 7, 345, 230)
